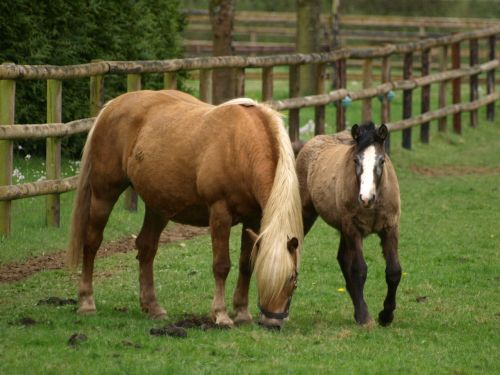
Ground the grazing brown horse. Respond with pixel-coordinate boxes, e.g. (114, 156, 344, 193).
(67, 90, 303, 329)
(296, 122, 402, 326)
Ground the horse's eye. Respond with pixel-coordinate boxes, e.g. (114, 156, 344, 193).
(354, 158, 360, 165)
(380, 158, 385, 165)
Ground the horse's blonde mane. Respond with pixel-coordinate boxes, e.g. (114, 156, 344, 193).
(249, 104, 304, 306)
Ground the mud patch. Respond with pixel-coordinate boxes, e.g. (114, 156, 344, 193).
(68, 333, 87, 348)
(11, 316, 37, 326)
(0, 224, 208, 283)
(410, 165, 500, 177)
(150, 315, 218, 338)
(37, 297, 77, 306)
(150, 325, 188, 338)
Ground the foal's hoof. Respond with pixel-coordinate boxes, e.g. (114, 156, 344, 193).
(378, 310, 394, 326)
(148, 307, 167, 320)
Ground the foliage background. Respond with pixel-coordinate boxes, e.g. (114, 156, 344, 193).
(0, 0, 185, 156)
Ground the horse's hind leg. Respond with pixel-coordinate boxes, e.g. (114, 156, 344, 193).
(209, 200, 233, 327)
(337, 232, 372, 326)
(232, 221, 259, 324)
(136, 207, 168, 319)
(78, 194, 120, 314)
(378, 226, 402, 326)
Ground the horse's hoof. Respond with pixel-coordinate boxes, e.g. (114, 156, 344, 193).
(149, 307, 167, 320)
(378, 310, 394, 326)
(78, 299, 96, 314)
(214, 313, 234, 328)
(233, 310, 253, 325)
(360, 318, 376, 329)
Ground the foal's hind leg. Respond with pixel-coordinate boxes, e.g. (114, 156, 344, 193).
(209, 201, 233, 327)
(378, 226, 402, 326)
(232, 221, 259, 324)
(337, 231, 372, 326)
(78, 195, 119, 314)
(136, 207, 168, 319)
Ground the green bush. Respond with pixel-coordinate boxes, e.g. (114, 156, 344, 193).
(0, 0, 185, 157)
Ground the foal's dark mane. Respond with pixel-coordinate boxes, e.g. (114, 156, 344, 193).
(353, 122, 385, 152)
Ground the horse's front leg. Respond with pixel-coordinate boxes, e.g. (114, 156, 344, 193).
(209, 201, 234, 327)
(378, 225, 402, 326)
(232, 221, 259, 324)
(136, 208, 168, 319)
(337, 231, 372, 326)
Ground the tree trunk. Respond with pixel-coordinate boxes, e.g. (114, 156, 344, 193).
(296, 0, 321, 95)
(210, 0, 236, 104)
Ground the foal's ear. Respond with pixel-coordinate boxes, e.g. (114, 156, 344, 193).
(287, 237, 299, 254)
(245, 229, 259, 246)
(351, 124, 360, 141)
(377, 124, 389, 142)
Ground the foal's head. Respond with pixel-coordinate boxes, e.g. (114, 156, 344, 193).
(351, 122, 389, 208)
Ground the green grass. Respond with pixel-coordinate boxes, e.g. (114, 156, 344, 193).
(0, 90, 499, 374)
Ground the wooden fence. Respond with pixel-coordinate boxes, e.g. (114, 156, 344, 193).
(0, 26, 498, 235)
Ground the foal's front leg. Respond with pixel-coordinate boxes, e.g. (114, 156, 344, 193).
(337, 231, 372, 326)
(209, 201, 234, 327)
(378, 225, 402, 326)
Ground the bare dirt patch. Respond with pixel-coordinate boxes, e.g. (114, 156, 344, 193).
(0, 224, 208, 284)
(410, 165, 500, 177)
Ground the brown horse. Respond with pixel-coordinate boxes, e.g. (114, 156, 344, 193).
(296, 122, 402, 326)
(67, 90, 303, 329)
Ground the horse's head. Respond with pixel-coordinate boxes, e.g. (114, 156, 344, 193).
(351, 122, 389, 208)
(248, 229, 300, 330)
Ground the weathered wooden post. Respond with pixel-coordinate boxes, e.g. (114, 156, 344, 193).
(314, 63, 326, 135)
(234, 68, 245, 98)
(451, 42, 461, 134)
(362, 58, 373, 123)
(46, 79, 62, 227)
(199, 69, 213, 103)
(381, 56, 391, 154)
(469, 38, 479, 128)
(438, 45, 448, 132)
(402, 52, 413, 149)
(336, 58, 347, 132)
(289, 64, 300, 142)
(124, 74, 141, 211)
(262, 67, 273, 102)
(0, 64, 15, 236)
(89, 63, 104, 117)
(164, 72, 177, 90)
(486, 35, 496, 121)
(420, 49, 431, 143)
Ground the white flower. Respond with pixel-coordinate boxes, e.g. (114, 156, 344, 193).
(25, 154, 31, 160)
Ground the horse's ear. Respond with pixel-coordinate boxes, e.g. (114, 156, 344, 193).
(378, 124, 389, 142)
(351, 124, 360, 141)
(245, 229, 259, 245)
(287, 237, 299, 254)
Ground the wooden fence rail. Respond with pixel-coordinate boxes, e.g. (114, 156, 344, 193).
(0, 26, 498, 235)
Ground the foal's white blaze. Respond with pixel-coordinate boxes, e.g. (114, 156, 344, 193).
(359, 145, 377, 206)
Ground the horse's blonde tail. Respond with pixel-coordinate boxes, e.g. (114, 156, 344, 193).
(66, 107, 106, 270)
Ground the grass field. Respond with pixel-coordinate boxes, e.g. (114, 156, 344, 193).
(0, 94, 499, 373)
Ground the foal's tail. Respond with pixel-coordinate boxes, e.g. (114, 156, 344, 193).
(66, 109, 104, 270)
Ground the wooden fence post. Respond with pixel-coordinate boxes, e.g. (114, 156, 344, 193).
(199, 69, 213, 103)
(362, 59, 373, 123)
(438, 45, 448, 132)
(451, 42, 461, 134)
(381, 56, 391, 154)
(486, 35, 496, 122)
(314, 63, 326, 135)
(164, 72, 177, 90)
(46, 79, 62, 227)
(0, 68, 15, 236)
(124, 74, 141, 211)
(420, 49, 431, 143)
(402, 52, 413, 149)
(89, 64, 104, 117)
(469, 38, 479, 128)
(234, 68, 245, 98)
(262, 67, 273, 102)
(336, 58, 346, 132)
(289, 65, 300, 142)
